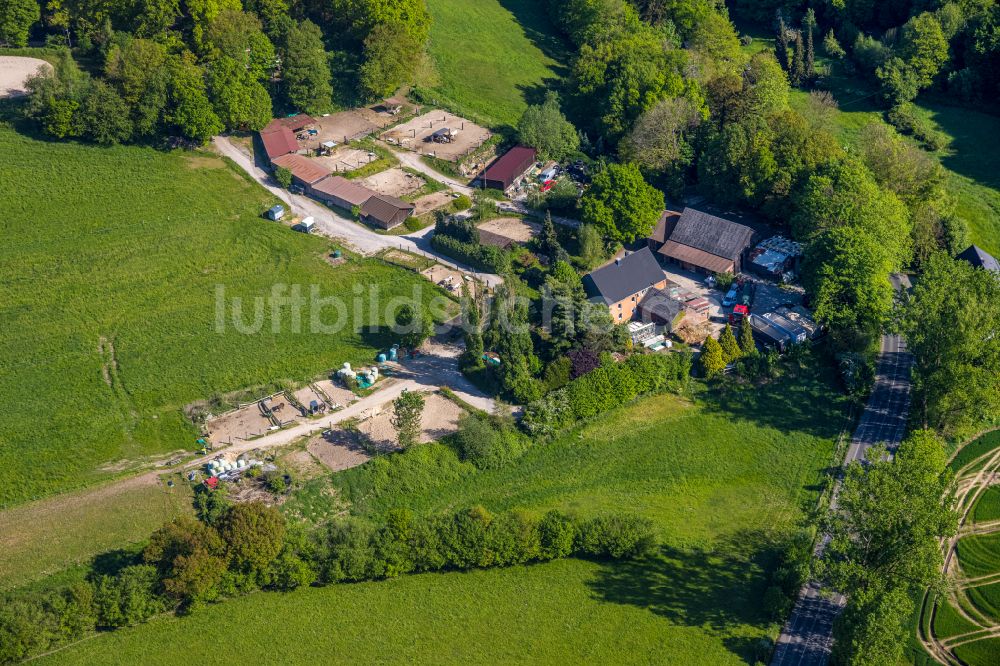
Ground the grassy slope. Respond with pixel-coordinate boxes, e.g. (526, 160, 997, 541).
(42, 368, 847, 664)
(423, 0, 568, 127)
(0, 480, 192, 588)
(972, 486, 1000, 525)
(954, 638, 1000, 666)
(0, 122, 442, 506)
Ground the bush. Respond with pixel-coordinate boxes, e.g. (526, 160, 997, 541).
(523, 353, 691, 435)
(94, 565, 165, 628)
(837, 352, 876, 399)
(451, 194, 472, 211)
(431, 234, 511, 273)
(274, 166, 292, 189)
(453, 413, 529, 470)
(574, 514, 657, 559)
(403, 216, 424, 232)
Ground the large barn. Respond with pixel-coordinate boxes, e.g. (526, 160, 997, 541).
(479, 146, 537, 193)
(650, 208, 754, 275)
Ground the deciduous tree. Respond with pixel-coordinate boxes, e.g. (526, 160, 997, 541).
(580, 162, 664, 243)
(517, 91, 579, 161)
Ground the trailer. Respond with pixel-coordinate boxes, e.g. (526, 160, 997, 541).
(748, 313, 793, 352)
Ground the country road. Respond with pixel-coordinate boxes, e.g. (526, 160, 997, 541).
(212, 136, 503, 288)
(771, 332, 914, 665)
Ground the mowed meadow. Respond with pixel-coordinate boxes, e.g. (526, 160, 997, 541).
(423, 0, 568, 127)
(40, 368, 848, 664)
(0, 120, 442, 506)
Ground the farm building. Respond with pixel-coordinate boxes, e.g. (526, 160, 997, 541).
(267, 114, 315, 132)
(479, 146, 537, 192)
(258, 114, 315, 162)
(583, 248, 667, 323)
(956, 245, 1000, 272)
(310, 175, 376, 210)
(650, 208, 755, 275)
(259, 125, 298, 162)
(270, 153, 329, 187)
(360, 194, 415, 229)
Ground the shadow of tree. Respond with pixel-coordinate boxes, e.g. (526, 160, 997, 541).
(699, 362, 850, 442)
(496, 0, 572, 78)
(588, 529, 792, 663)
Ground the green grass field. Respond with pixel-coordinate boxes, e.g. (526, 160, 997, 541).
(967, 582, 1000, 624)
(954, 637, 1000, 666)
(932, 597, 981, 640)
(0, 478, 192, 589)
(40, 366, 847, 663)
(423, 0, 568, 127)
(956, 533, 1000, 580)
(0, 120, 444, 507)
(972, 486, 1000, 525)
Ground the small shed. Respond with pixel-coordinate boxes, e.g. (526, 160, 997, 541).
(266, 204, 285, 221)
(360, 194, 416, 230)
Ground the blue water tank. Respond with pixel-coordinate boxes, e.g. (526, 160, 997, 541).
(389, 348, 398, 361)
(377, 353, 387, 363)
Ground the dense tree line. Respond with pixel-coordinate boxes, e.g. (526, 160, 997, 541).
(0, 497, 654, 664)
(733, 0, 1000, 109)
(12, 0, 433, 144)
(821, 432, 958, 664)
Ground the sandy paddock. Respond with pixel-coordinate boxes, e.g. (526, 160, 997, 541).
(381, 110, 491, 162)
(301, 109, 394, 151)
(0, 57, 51, 98)
(411, 191, 454, 216)
(293, 385, 328, 413)
(206, 404, 274, 444)
(262, 393, 300, 424)
(355, 392, 465, 448)
(477, 217, 541, 244)
(360, 167, 425, 198)
(420, 264, 465, 294)
(313, 379, 358, 409)
(310, 146, 379, 174)
(307, 429, 374, 471)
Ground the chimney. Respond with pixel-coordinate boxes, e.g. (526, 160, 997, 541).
(615, 258, 621, 266)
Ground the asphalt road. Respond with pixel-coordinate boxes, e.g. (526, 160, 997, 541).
(771, 333, 913, 666)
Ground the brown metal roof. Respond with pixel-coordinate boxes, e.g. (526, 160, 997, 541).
(260, 126, 298, 160)
(311, 176, 376, 207)
(658, 240, 734, 273)
(270, 153, 329, 185)
(360, 194, 415, 226)
(481, 146, 536, 190)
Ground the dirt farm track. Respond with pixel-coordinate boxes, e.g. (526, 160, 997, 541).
(0, 56, 52, 98)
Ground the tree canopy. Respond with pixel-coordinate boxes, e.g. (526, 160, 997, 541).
(580, 162, 664, 243)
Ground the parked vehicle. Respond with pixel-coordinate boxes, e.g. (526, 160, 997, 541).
(722, 286, 739, 307)
(540, 179, 555, 192)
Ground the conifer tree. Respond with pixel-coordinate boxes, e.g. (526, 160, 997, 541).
(791, 30, 806, 86)
(803, 9, 817, 84)
(700, 336, 727, 378)
(775, 16, 790, 73)
(739, 318, 757, 356)
(719, 324, 742, 362)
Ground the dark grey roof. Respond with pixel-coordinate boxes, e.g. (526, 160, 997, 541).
(956, 245, 1000, 272)
(583, 247, 664, 305)
(638, 288, 682, 323)
(668, 208, 754, 260)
